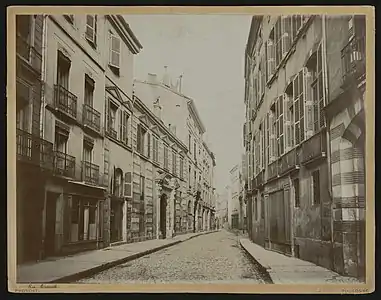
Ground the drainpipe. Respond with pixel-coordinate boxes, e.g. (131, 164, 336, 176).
(322, 15, 335, 270)
(40, 14, 48, 140)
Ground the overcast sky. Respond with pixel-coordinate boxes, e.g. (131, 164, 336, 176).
(125, 14, 252, 194)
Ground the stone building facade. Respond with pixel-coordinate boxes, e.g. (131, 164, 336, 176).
(134, 73, 217, 234)
(243, 15, 366, 279)
(16, 14, 50, 264)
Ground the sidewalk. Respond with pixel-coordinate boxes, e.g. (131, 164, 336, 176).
(240, 238, 362, 284)
(17, 231, 217, 283)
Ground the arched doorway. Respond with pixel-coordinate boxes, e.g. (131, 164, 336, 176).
(160, 194, 168, 239)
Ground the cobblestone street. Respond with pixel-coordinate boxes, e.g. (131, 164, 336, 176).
(78, 230, 267, 284)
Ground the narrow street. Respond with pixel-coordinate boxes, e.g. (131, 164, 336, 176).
(78, 230, 267, 284)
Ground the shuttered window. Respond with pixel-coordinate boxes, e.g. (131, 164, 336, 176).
(281, 16, 292, 58)
(293, 68, 307, 145)
(164, 145, 169, 170)
(110, 34, 121, 69)
(85, 15, 97, 45)
(266, 38, 276, 80)
(124, 172, 132, 198)
(276, 95, 285, 156)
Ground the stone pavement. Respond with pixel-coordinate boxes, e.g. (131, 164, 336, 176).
(17, 231, 217, 283)
(240, 238, 362, 284)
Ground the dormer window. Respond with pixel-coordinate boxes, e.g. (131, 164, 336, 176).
(109, 34, 121, 75)
(85, 15, 97, 47)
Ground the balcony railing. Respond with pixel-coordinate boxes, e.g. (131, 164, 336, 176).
(267, 160, 278, 181)
(83, 104, 101, 133)
(82, 161, 100, 185)
(278, 148, 300, 176)
(54, 85, 78, 120)
(16, 128, 54, 170)
(54, 151, 76, 178)
(301, 130, 327, 165)
(106, 126, 117, 139)
(341, 36, 366, 85)
(16, 33, 42, 73)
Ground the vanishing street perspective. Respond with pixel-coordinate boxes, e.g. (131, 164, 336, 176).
(14, 13, 366, 285)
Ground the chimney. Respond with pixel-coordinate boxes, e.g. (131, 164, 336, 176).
(162, 66, 170, 87)
(153, 97, 162, 120)
(178, 74, 183, 93)
(147, 73, 157, 84)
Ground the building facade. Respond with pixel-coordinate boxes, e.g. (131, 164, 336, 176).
(16, 14, 51, 264)
(134, 72, 217, 234)
(228, 164, 241, 230)
(243, 15, 366, 279)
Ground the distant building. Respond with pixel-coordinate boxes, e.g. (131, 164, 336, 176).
(134, 70, 217, 234)
(243, 15, 365, 279)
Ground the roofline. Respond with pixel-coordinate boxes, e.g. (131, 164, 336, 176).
(134, 79, 206, 134)
(187, 99, 206, 134)
(107, 15, 143, 55)
(117, 15, 143, 49)
(132, 95, 188, 152)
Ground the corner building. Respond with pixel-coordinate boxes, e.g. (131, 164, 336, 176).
(243, 15, 366, 279)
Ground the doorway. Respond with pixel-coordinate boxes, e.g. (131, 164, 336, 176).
(160, 194, 167, 239)
(110, 199, 124, 243)
(45, 192, 59, 257)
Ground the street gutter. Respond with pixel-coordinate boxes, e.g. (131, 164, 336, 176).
(50, 230, 218, 283)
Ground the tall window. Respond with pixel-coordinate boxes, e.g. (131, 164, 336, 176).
(293, 68, 306, 145)
(172, 150, 177, 175)
(16, 15, 33, 61)
(266, 30, 276, 80)
(281, 16, 292, 58)
(188, 165, 191, 187)
(294, 178, 300, 207)
(276, 95, 285, 156)
(85, 15, 97, 46)
(311, 44, 325, 132)
(54, 128, 68, 154)
(57, 51, 70, 90)
(164, 145, 169, 170)
(147, 133, 151, 158)
(188, 133, 192, 153)
(312, 170, 320, 205)
(136, 124, 146, 154)
(119, 111, 129, 144)
(269, 105, 277, 161)
(274, 17, 283, 67)
(108, 102, 117, 131)
(83, 141, 93, 162)
(153, 136, 159, 162)
(140, 176, 145, 200)
(84, 75, 94, 107)
(193, 142, 197, 160)
(114, 169, 123, 197)
(16, 79, 31, 132)
(109, 34, 121, 74)
(180, 157, 184, 179)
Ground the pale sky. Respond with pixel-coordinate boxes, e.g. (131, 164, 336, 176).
(125, 14, 252, 194)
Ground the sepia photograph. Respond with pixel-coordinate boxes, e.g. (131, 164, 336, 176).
(7, 6, 374, 293)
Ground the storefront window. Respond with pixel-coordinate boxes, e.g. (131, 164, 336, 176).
(69, 196, 99, 243)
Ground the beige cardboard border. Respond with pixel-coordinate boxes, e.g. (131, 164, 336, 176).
(7, 5, 375, 294)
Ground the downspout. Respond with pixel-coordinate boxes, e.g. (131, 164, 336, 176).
(322, 15, 335, 270)
(40, 14, 48, 139)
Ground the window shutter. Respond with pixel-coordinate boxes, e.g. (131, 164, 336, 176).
(267, 40, 276, 79)
(110, 34, 121, 68)
(281, 16, 292, 58)
(86, 15, 96, 43)
(106, 98, 110, 133)
(304, 70, 314, 139)
(269, 113, 276, 162)
(279, 94, 285, 156)
(123, 172, 132, 198)
(119, 110, 122, 141)
(284, 95, 293, 151)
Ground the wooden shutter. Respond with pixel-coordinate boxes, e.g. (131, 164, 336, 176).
(278, 95, 285, 156)
(269, 112, 276, 162)
(304, 70, 314, 139)
(284, 95, 293, 151)
(110, 34, 121, 68)
(281, 16, 292, 58)
(124, 171, 132, 198)
(86, 15, 96, 43)
(300, 68, 307, 142)
(119, 110, 123, 141)
(267, 40, 276, 79)
(122, 111, 128, 144)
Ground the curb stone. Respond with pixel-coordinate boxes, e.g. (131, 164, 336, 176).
(239, 239, 274, 284)
(50, 230, 218, 283)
